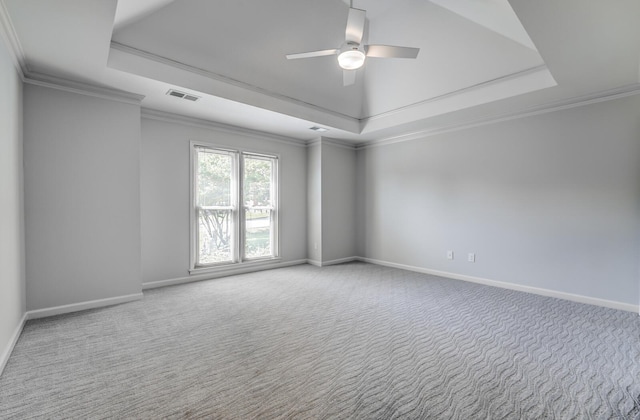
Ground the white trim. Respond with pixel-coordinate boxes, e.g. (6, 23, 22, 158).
(111, 42, 361, 130)
(317, 137, 357, 150)
(0, 0, 27, 77)
(360, 65, 556, 135)
(189, 141, 281, 270)
(142, 108, 306, 148)
(363, 65, 549, 123)
(143, 259, 307, 290)
(189, 257, 280, 276)
(322, 256, 359, 266)
(26, 293, 143, 320)
(189, 142, 198, 270)
(189, 256, 283, 276)
(0, 313, 27, 377)
(305, 256, 359, 267)
(358, 83, 640, 149)
(306, 138, 322, 148)
(24, 72, 145, 105)
(358, 257, 639, 313)
(188, 256, 285, 276)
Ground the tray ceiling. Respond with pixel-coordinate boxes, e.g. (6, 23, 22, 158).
(3, 0, 639, 143)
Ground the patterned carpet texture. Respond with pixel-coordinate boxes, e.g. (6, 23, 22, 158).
(1, 262, 639, 419)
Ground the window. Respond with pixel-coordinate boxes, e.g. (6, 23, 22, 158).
(191, 143, 278, 270)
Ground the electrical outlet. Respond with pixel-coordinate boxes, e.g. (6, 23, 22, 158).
(468, 253, 475, 263)
(447, 250, 454, 260)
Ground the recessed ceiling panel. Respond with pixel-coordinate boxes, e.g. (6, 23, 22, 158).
(362, 0, 545, 117)
(112, 0, 549, 125)
(112, 0, 365, 118)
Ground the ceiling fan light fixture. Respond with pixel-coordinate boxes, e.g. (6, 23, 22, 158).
(338, 49, 365, 70)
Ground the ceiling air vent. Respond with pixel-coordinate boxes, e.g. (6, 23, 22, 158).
(166, 89, 200, 102)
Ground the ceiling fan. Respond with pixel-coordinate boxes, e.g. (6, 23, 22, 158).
(285, 1, 420, 86)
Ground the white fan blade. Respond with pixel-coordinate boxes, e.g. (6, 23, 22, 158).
(343, 69, 356, 86)
(286, 49, 339, 60)
(365, 45, 420, 59)
(345, 8, 366, 44)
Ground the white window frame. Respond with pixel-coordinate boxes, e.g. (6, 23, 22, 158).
(190, 141, 279, 273)
(240, 152, 279, 262)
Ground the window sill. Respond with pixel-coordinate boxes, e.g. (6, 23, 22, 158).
(189, 257, 282, 275)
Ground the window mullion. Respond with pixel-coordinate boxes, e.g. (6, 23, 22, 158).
(195, 207, 202, 266)
(232, 152, 241, 263)
(238, 153, 245, 262)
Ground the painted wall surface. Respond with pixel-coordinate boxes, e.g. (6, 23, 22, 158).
(321, 141, 356, 263)
(357, 95, 640, 305)
(23, 84, 141, 310)
(307, 142, 321, 263)
(0, 36, 25, 366)
(140, 117, 307, 284)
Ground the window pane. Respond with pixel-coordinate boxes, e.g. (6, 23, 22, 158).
(244, 156, 273, 259)
(198, 209, 232, 264)
(245, 209, 272, 259)
(196, 148, 235, 265)
(197, 150, 231, 206)
(244, 157, 272, 207)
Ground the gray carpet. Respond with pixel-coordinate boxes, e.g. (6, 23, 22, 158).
(1, 262, 638, 419)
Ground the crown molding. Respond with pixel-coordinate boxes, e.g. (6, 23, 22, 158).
(359, 65, 556, 135)
(305, 137, 357, 150)
(363, 65, 549, 124)
(24, 72, 145, 105)
(320, 136, 357, 150)
(0, 3, 144, 106)
(358, 83, 640, 149)
(110, 42, 362, 133)
(0, 0, 27, 77)
(141, 108, 307, 148)
(306, 138, 322, 147)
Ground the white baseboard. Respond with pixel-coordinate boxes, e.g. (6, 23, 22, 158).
(26, 293, 144, 320)
(307, 259, 322, 267)
(0, 313, 27, 378)
(143, 259, 308, 290)
(307, 256, 359, 267)
(321, 256, 359, 266)
(359, 257, 639, 313)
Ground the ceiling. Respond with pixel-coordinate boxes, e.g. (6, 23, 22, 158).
(2, 0, 640, 144)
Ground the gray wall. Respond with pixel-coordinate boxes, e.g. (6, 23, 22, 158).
(306, 139, 357, 265)
(23, 84, 142, 310)
(357, 95, 640, 306)
(140, 116, 307, 284)
(307, 141, 322, 263)
(0, 34, 25, 366)
(321, 141, 356, 263)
